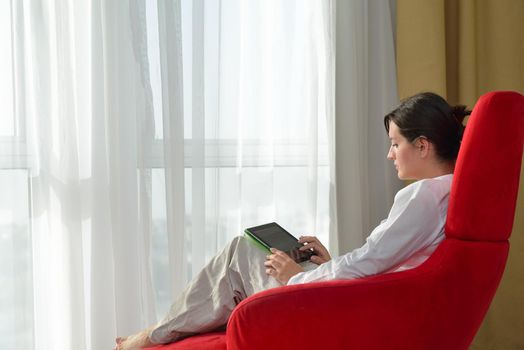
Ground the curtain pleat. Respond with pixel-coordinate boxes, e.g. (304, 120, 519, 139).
(156, 0, 188, 300)
(334, 0, 402, 254)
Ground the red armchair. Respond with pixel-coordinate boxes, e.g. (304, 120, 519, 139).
(146, 91, 524, 350)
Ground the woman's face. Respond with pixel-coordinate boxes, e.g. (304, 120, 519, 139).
(387, 121, 422, 180)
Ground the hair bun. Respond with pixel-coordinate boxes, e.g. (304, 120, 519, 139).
(451, 105, 471, 124)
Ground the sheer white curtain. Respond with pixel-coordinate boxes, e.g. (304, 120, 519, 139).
(334, 0, 402, 253)
(150, 0, 336, 308)
(1, 1, 335, 349)
(1, 0, 401, 349)
(10, 1, 158, 349)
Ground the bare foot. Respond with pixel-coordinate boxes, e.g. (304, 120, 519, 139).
(114, 329, 154, 350)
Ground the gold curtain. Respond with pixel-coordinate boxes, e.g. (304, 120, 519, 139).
(396, 0, 524, 348)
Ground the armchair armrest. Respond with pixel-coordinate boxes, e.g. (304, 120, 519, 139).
(227, 271, 431, 350)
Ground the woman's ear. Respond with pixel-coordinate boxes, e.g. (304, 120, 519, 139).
(416, 136, 431, 157)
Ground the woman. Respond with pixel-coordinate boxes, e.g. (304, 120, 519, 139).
(115, 92, 470, 349)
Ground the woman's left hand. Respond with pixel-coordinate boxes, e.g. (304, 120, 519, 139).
(264, 248, 304, 285)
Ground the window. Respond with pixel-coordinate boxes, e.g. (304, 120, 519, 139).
(0, 1, 34, 347)
(0, 0, 333, 338)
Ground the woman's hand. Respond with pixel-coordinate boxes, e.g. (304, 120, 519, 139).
(298, 236, 331, 265)
(264, 248, 304, 285)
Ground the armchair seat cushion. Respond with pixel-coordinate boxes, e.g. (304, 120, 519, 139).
(145, 332, 226, 350)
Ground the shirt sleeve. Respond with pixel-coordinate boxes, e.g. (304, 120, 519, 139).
(287, 180, 444, 285)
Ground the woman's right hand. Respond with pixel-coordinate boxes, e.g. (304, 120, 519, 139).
(298, 236, 331, 265)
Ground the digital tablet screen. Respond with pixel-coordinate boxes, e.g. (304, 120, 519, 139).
(245, 222, 302, 252)
(245, 222, 314, 263)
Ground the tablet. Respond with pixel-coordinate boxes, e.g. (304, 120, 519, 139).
(244, 222, 314, 263)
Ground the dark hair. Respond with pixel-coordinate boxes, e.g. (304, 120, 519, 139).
(384, 92, 471, 162)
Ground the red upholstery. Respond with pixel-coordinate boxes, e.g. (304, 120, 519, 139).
(446, 91, 524, 241)
(145, 332, 226, 350)
(227, 239, 509, 350)
(146, 91, 524, 350)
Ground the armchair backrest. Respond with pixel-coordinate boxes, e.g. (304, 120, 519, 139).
(446, 91, 524, 241)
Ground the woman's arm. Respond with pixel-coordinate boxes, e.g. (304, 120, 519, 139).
(288, 179, 447, 285)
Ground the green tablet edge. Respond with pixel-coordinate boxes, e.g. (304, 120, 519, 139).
(244, 230, 271, 253)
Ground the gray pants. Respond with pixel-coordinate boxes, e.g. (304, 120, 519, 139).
(149, 236, 316, 343)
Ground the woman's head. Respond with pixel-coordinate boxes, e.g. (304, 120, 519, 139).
(384, 92, 470, 180)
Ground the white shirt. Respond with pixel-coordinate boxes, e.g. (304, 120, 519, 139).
(287, 174, 453, 285)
